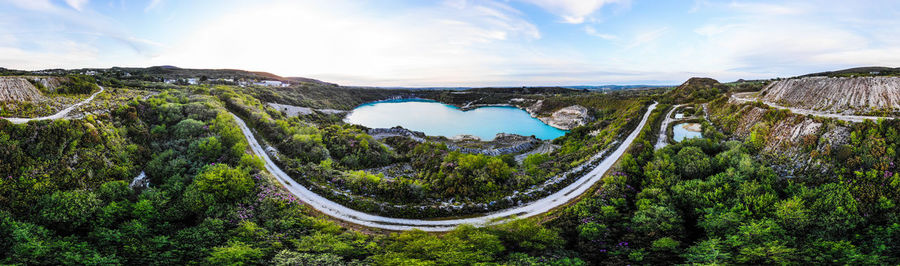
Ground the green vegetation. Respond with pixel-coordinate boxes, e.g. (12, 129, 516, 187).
(217, 82, 651, 217)
(1, 68, 898, 264)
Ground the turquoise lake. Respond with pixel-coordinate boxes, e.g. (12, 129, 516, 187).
(344, 99, 567, 140)
(673, 123, 703, 142)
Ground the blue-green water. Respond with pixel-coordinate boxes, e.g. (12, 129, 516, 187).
(344, 99, 567, 140)
(673, 123, 702, 142)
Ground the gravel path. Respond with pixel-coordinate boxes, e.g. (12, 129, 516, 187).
(655, 104, 684, 150)
(4, 85, 105, 124)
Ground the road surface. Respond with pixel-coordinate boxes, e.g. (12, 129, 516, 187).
(655, 104, 684, 150)
(232, 102, 658, 231)
(4, 85, 105, 124)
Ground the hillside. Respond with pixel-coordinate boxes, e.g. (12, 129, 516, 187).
(759, 76, 900, 114)
(0, 77, 44, 102)
(801, 66, 900, 77)
(667, 77, 721, 103)
(113, 66, 289, 81)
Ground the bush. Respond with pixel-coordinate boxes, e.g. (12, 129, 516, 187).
(37, 190, 101, 232)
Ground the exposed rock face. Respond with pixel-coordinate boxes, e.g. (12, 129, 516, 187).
(526, 100, 543, 114)
(29, 76, 68, 91)
(0, 77, 45, 102)
(539, 105, 591, 130)
(268, 102, 349, 117)
(129, 171, 149, 190)
(710, 103, 851, 177)
(450, 134, 481, 141)
(448, 135, 538, 156)
(759, 77, 900, 114)
(367, 127, 426, 142)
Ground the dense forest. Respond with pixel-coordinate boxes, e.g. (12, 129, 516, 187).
(0, 70, 898, 265)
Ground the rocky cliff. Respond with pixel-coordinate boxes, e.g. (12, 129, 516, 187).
(708, 100, 851, 177)
(539, 105, 591, 130)
(759, 77, 900, 114)
(29, 76, 68, 91)
(525, 102, 592, 130)
(0, 77, 45, 102)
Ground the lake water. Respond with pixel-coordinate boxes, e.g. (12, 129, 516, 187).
(344, 99, 567, 140)
(673, 123, 702, 142)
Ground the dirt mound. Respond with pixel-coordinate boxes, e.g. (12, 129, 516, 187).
(759, 77, 900, 114)
(669, 77, 721, 103)
(0, 77, 45, 102)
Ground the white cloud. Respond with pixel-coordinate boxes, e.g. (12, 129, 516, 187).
(5, 0, 60, 12)
(518, 0, 628, 24)
(64, 0, 89, 11)
(151, 0, 551, 86)
(584, 26, 617, 40)
(625, 27, 668, 49)
(144, 0, 162, 12)
(728, 1, 805, 16)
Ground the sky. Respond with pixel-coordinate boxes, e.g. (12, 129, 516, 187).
(1, 0, 899, 87)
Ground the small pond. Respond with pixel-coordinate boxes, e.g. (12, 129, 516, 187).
(673, 123, 703, 142)
(344, 99, 567, 140)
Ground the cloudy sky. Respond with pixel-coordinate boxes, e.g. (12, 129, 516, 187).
(1, 0, 899, 86)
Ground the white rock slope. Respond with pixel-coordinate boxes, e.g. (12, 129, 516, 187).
(0, 77, 45, 102)
(539, 105, 592, 130)
(760, 77, 900, 114)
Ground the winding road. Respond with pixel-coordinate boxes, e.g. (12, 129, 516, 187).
(233, 102, 658, 231)
(731, 92, 895, 123)
(2, 88, 656, 231)
(4, 85, 105, 124)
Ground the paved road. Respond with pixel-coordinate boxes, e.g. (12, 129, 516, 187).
(232, 102, 658, 231)
(730, 92, 894, 123)
(4, 85, 105, 124)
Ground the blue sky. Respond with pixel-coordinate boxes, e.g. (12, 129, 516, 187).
(1, 0, 899, 86)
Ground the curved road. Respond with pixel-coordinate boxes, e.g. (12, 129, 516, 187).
(3, 85, 658, 231)
(731, 92, 894, 123)
(233, 102, 657, 231)
(5, 85, 105, 124)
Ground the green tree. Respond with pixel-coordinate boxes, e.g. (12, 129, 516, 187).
(37, 190, 101, 233)
(173, 118, 206, 139)
(184, 164, 254, 215)
(684, 238, 731, 264)
(207, 241, 263, 266)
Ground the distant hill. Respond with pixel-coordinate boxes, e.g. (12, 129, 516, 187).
(284, 76, 338, 87)
(112, 66, 290, 81)
(80, 66, 339, 86)
(564, 85, 671, 91)
(800, 66, 900, 78)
